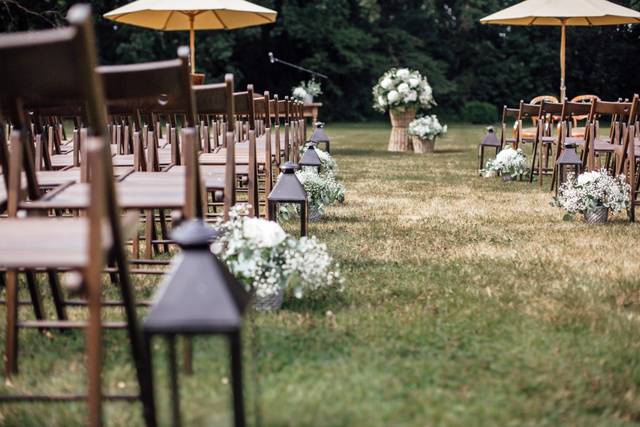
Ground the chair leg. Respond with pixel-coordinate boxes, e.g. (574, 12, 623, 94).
(5, 269, 19, 376)
(529, 141, 538, 183)
(47, 269, 68, 322)
(24, 271, 45, 325)
(144, 210, 153, 259)
(159, 209, 170, 254)
(478, 146, 484, 176)
(86, 267, 103, 427)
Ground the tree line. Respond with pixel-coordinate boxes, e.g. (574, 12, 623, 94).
(3, 0, 640, 121)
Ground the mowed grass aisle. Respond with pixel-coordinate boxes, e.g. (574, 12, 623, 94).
(2, 123, 640, 426)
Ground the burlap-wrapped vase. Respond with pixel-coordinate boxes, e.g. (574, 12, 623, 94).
(412, 137, 436, 154)
(388, 108, 416, 152)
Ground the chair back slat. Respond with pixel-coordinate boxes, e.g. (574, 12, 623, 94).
(97, 48, 195, 126)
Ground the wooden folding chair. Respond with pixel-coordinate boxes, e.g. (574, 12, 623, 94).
(584, 98, 637, 172)
(514, 101, 541, 149)
(0, 5, 153, 426)
(529, 100, 563, 184)
(570, 94, 600, 138)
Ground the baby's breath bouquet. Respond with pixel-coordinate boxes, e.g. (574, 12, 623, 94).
(483, 145, 527, 179)
(554, 169, 630, 221)
(212, 205, 343, 310)
(282, 147, 345, 220)
(372, 68, 436, 113)
(296, 168, 345, 218)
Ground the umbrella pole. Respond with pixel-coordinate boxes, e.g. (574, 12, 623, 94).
(560, 20, 567, 100)
(189, 15, 196, 73)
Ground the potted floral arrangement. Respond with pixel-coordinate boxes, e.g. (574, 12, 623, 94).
(372, 68, 436, 152)
(292, 80, 322, 104)
(281, 147, 345, 221)
(554, 169, 630, 224)
(483, 146, 527, 181)
(296, 168, 345, 220)
(213, 205, 343, 311)
(407, 115, 447, 153)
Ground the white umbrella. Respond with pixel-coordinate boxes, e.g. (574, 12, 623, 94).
(481, 0, 640, 99)
(104, 0, 277, 73)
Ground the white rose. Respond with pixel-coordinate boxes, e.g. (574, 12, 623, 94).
(406, 90, 417, 102)
(242, 217, 286, 248)
(377, 96, 386, 107)
(293, 87, 307, 99)
(409, 78, 420, 88)
(396, 68, 410, 79)
(577, 171, 599, 186)
(387, 90, 400, 103)
(397, 83, 410, 94)
(380, 77, 392, 90)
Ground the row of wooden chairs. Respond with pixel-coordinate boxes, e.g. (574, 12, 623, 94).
(490, 94, 640, 221)
(0, 4, 313, 426)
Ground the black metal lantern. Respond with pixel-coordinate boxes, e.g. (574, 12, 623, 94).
(299, 142, 322, 172)
(478, 127, 501, 175)
(267, 161, 308, 236)
(142, 220, 250, 427)
(309, 122, 330, 153)
(555, 141, 582, 193)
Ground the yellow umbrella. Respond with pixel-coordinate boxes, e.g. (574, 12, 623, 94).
(104, 0, 277, 73)
(481, 0, 640, 99)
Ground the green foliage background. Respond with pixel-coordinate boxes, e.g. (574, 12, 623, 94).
(2, 0, 640, 121)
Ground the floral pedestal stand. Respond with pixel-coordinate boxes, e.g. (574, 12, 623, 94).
(388, 108, 416, 152)
(412, 136, 436, 154)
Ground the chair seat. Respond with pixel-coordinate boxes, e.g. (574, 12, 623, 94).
(36, 170, 81, 188)
(23, 178, 187, 210)
(521, 128, 537, 140)
(593, 140, 624, 153)
(0, 218, 111, 268)
(167, 165, 226, 190)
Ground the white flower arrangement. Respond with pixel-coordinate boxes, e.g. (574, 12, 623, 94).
(483, 146, 527, 178)
(296, 168, 346, 216)
(292, 86, 308, 101)
(292, 80, 322, 101)
(372, 68, 436, 113)
(408, 115, 448, 140)
(212, 205, 343, 303)
(554, 169, 630, 216)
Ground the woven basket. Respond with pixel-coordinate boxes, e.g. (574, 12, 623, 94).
(255, 288, 284, 312)
(412, 137, 435, 154)
(584, 206, 609, 224)
(388, 108, 416, 152)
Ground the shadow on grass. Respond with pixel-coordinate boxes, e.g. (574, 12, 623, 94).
(432, 148, 469, 154)
(282, 289, 351, 314)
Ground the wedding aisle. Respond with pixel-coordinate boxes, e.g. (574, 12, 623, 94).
(4, 123, 640, 426)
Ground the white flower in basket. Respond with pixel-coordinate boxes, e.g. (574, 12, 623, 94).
(408, 115, 447, 140)
(483, 145, 527, 178)
(212, 205, 343, 310)
(554, 169, 630, 220)
(372, 67, 436, 113)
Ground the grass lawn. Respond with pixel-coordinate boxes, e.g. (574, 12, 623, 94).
(2, 122, 640, 426)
